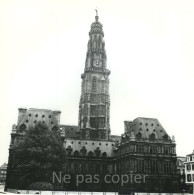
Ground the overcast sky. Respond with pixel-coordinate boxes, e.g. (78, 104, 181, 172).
(1, 0, 194, 165)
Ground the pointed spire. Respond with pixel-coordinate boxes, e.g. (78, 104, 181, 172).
(95, 8, 99, 22)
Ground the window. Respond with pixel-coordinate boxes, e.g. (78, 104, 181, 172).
(150, 133, 156, 140)
(98, 105, 105, 116)
(88, 151, 93, 157)
(95, 147, 101, 157)
(137, 145, 144, 153)
(101, 81, 105, 93)
(35, 114, 38, 117)
(187, 164, 191, 171)
(192, 164, 194, 170)
(74, 164, 78, 172)
(187, 174, 191, 182)
(102, 152, 107, 158)
(20, 124, 26, 130)
(150, 146, 157, 153)
(137, 159, 144, 172)
(74, 150, 79, 156)
(98, 117, 105, 128)
(90, 117, 99, 128)
(164, 161, 171, 173)
(163, 134, 168, 140)
(136, 132, 142, 139)
(96, 164, 100, 173)
(164, 146, 170, 154)
(83, 104, 88, 116)
(52, 126, 58, 131)
(81, 146, 87, 156)
(92, 77, 97, 93)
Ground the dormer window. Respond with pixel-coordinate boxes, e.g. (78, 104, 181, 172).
(20, 124, 26, 131)
(163, 134, 168, 140)
(88, 151, 93, 157)
(136, 132, 142, 139)
(74, 150, 79, 156)
(150, 133, 155, 140)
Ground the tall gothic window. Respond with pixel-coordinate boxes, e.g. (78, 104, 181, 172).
(92, 77, 97, 93)
(101, 81, 105, 93)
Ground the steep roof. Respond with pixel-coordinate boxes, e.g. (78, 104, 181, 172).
(125, 117, 171, 141)
(60, 125, 79, 138)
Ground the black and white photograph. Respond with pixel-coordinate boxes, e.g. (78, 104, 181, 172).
(0, 0, 194, 194)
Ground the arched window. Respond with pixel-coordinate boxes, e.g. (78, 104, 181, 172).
(102, 152, 107, 158)
(52, 126, 58, 132)
(20, 124, 26, 131)
(88, 151, 93, 157)
(74, 150, 79, 156)
(136, 132, 142, 139)
(150, 133, 156, 140)
(95, 147, 101, 157)
(80, 146, 87, 156)
(163, 134, 168, 140)
(66, 145, 72, 156)
(92, 77, 97, 93)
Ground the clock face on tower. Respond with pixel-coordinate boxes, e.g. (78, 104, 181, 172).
(93, 60, 102, 67)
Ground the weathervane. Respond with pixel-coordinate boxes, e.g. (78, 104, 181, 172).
(95, 8, 98, 16)
(95, 7, 99, 22)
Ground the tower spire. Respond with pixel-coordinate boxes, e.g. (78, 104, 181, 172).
(78, 12, 111, 140)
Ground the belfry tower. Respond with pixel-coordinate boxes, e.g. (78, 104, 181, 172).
(79, 11, 111, 140)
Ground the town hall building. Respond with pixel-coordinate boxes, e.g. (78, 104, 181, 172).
(6, 12, 179, 193)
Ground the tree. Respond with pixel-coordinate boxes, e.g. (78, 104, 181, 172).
(12, 122, 66, 189)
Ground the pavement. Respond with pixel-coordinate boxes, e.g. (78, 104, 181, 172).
(0, 185, 13, 194)
(0, 184, 5, 194)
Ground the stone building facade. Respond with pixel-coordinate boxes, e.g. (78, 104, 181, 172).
(0, 163, 7, 184)
(6, 12, 179, 193)
(184, 150, 194, 193)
